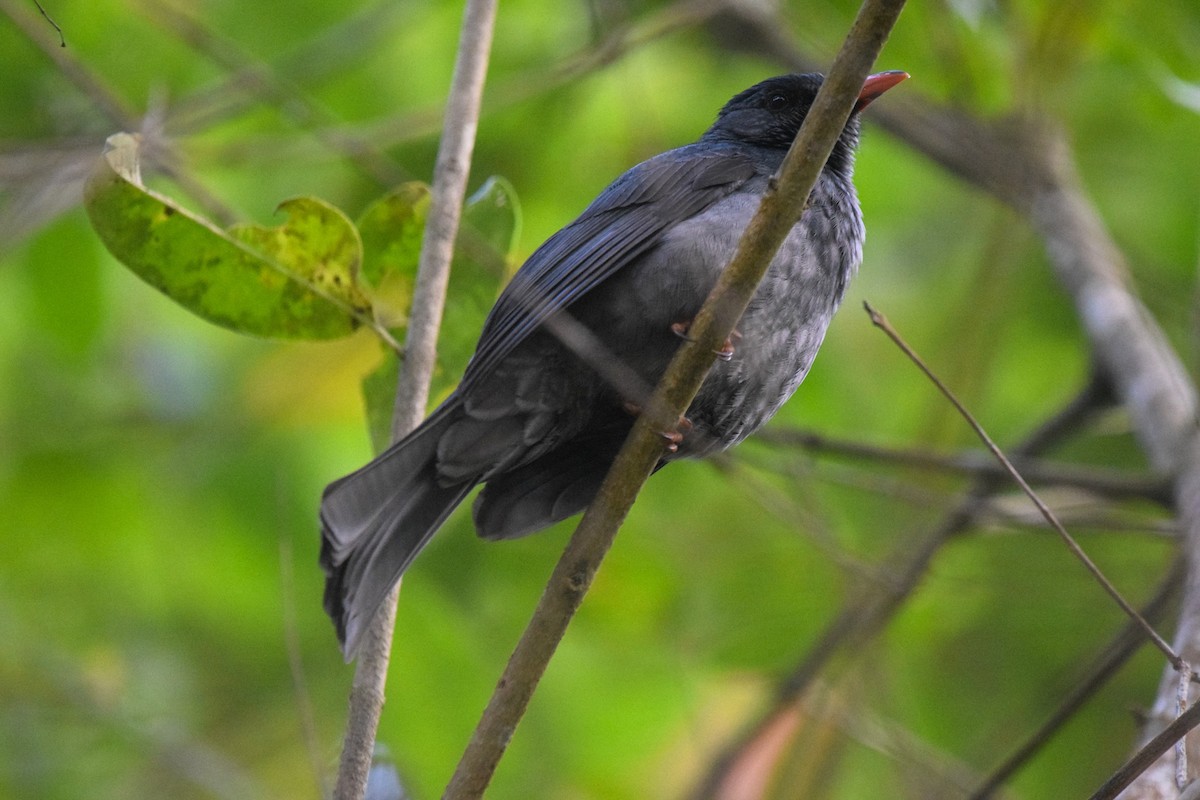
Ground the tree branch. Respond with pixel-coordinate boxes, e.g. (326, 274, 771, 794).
(706, 7, 1200, 793)
(866, 301, 1183, 666)
(441, 1, 908, 796)
(331, 1, 498, 798)
(694, 377, 1109, 797)
(756, 427, 1172, 506)
(1024, 134, 1200, 798)
(970, 558, 1184, 799)
(1091, 699, 1200, 800)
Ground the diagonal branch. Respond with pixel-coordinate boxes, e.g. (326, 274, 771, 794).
(866, 301, 1183, 666)
(970, 559, 1184, 799)
(1090, 700, 1200, 800)
(693, 376, 1110, 798)
(441, 1, 908, 796)
(705, 7, 1200, 794)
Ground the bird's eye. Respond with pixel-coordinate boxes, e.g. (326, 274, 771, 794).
(766, 94, 789, 110)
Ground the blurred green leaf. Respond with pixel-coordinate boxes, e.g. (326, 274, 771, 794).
(362, 347, 401, 456)
(460, 176, 521, 282)
(25, 216, 106, 362)
(356, 182, 432, 329)
(84, 133, 368, 340)
(436, 176, 521, 390)
(354, 176, 521, 446)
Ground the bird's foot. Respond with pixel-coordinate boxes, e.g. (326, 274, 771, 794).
(661, 416, 693, 453)
(671, 319, 740, 361)
(622, 401, 691, 453)
(670, 320, 696, 342)
(714, 329, 742, 362)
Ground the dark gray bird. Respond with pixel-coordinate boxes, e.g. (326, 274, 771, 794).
(321, 71, 907, 656)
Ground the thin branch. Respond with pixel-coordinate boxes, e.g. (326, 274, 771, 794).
(694, 376, 1110, 798)
(976, 503, 1178, 540)
(1089, 700, 1200, 800)
(331, 1, 498, 799)
(705, 11, 1200, 792)
(756, 427, 1173, 506)
(33, 0, 64, 46)
(969, 559, 1184, 799)
(865, 301, 1183, 669)
(737, 438, 1178, 543)
(443, 2, 908, 796)
(141, 1, 407, 188)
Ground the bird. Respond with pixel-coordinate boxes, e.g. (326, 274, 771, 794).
(320, 70, 908, 657)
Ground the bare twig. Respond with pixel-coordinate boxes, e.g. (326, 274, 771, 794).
(705, 9, 1200, 792)
(969, 559, 1183, 799)
(330, 1, 498, 799)
(1089, 700, 1200, 800)
(141, 1, 406, 187)
(33, 0, 63, 46)
(756, 427, 1172, 505)
(865, 301, 1183, 669)
(695, 375, 1112, 798)
(442, 2, 908, 796)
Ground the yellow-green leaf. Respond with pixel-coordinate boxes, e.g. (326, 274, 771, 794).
(353, 177, 522, 420)
(436, 177, 522, 389)
(356, 182, 431, 330)
(84, 133, 367, 340)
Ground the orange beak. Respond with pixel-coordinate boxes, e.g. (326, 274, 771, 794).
(855, 70, 909, 112)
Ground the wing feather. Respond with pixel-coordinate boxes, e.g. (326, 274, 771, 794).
(460, 143, 759, 392)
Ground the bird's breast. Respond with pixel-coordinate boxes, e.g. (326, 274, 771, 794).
(674, 175, 864, 456)
(567, 173, 864, 458)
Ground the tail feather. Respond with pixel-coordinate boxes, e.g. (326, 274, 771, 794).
(320, 406, 474, 659)
(472, 432, 626, 541)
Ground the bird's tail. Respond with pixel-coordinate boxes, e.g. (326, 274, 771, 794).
(320, 407, 473, 659)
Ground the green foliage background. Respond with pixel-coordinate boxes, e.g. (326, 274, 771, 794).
(1, 0, 1197, 798)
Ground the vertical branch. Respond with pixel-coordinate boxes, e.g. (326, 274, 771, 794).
(442, 2, 908, 796)
(332, 1, 498, 799)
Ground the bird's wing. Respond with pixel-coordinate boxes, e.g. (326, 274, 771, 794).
(459, 143, 760, 392)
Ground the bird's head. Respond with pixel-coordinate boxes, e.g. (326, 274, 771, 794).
(704, 71, 907, 172)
